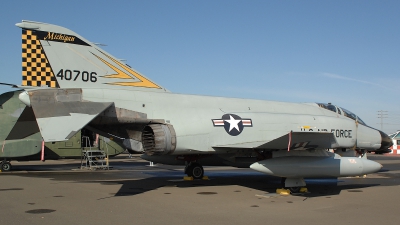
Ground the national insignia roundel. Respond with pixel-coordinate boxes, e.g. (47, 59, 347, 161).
(212, 114, 252, 136)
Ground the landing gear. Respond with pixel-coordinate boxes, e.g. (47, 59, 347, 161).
(288, 186, 301, 193)
(279, 177, 307, 194)
(0, 160, 12, 172)
(177, 155, 210, 180)
(185, 162, 204, 179)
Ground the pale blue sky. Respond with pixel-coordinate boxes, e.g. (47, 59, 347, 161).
(0, 0, 399, 133)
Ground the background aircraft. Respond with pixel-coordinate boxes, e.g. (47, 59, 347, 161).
(10, 20, 391, 192)
(0, 90, 126, 171)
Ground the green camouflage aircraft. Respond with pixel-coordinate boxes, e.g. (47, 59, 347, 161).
(4, 20, 392, 192)
(0, 90, 126, 171)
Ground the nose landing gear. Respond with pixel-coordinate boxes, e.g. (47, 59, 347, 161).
(278, 177, 308, 194)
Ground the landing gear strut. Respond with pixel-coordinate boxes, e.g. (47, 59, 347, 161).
(185, 162, 204, 179)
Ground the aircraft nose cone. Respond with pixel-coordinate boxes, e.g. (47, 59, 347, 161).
(362, 159, 382, 174)
(250, 162, 265, 172)
(378, 130, 393, 150)
(249, 162, 273, 175)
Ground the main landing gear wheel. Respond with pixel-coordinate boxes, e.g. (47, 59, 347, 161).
(1, 161, 12, 172)
(185, 162, 204, 179)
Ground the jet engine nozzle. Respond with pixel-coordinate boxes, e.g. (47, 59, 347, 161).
(141, 124, 176, 155)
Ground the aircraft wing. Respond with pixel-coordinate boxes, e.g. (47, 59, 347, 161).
(257, 132, 337, 150)
(214, 132, 337, 150)
(20, 88, 113, 142)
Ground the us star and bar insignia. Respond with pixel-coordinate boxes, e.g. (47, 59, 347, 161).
(212, 114, 252, 136)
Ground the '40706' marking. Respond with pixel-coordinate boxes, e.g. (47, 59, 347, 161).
(56, 69, 97, 82)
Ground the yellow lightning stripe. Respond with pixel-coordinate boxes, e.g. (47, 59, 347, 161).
(94, 55, 132, 79)
(101, 52, 161, 88)
(94, 52, 161, 89)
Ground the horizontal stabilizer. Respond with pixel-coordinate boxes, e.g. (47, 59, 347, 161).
(22, 89, 113, 141)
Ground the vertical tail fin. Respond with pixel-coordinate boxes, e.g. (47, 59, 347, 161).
(16, 20, 166, 91)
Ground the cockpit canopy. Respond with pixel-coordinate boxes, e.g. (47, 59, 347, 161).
(317, 103, 366, 125)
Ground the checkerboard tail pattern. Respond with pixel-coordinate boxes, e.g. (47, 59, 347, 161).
(22, 29, 59, 88)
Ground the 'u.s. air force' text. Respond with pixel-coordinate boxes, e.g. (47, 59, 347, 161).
(331, 129, 352, 138)
(301, 128, 352, 138)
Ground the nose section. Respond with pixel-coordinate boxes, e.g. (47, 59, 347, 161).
(362, 159, 382, 174)
(378, 130, 393, 150)
(250, 162, 272, 175)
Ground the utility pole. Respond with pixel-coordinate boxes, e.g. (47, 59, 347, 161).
(377, 110, 388, 130)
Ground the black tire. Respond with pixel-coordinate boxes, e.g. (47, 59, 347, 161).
(1, 162, 12, 171)
(288, 186, 301, 193)
(184, 164, 191, 175)
(186, 163, 204, 179)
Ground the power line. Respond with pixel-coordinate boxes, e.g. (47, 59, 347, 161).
(377, 110, 388, 130)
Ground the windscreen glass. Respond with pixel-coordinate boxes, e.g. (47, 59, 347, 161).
(356, 116, 366, 126)
(341, 108, 357, 121)
(317, 103, 336, 113)
(317, 103, 365, 124)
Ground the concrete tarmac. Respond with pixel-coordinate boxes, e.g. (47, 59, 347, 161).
(0, 154, 399, 225)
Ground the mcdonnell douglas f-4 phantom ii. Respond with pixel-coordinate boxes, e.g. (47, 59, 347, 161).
(9, 20, 392, 192)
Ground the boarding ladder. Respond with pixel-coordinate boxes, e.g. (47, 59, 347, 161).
(81, 136, 109, 170)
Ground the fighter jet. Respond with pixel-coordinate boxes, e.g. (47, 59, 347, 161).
(0, 90, 126, 171)
(9, 20, 392, 192)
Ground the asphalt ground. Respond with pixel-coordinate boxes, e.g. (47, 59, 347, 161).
(0, 153, 399, 225)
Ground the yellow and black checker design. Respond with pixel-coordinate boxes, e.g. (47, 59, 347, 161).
(22, 29, 59, 88)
